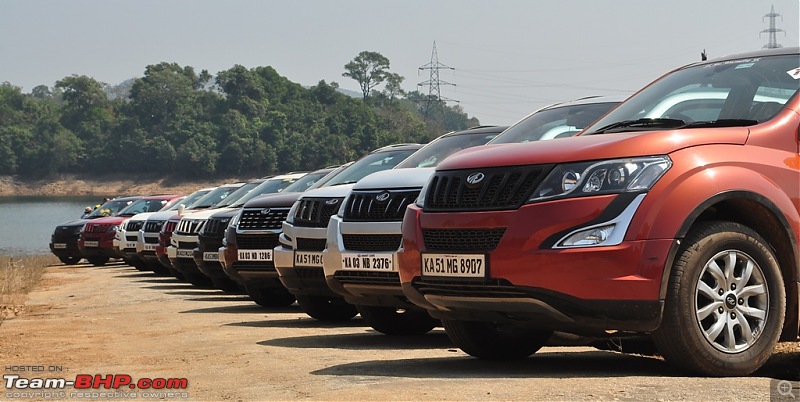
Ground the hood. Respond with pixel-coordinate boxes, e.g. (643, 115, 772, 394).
(127, 212, 155, 222)
(298, 184, 355, 199)
(146, 210, 178, 222)
(181, 207, 235, 220)
(438, 127, 749, 170)
(353, 168, 434, 190)
(210, 208, 240, 219)
(88, 216, 126, 225)
(243, 192, 304, 208)
(56, 219, 89, 228)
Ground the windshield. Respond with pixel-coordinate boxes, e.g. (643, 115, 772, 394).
(170, 189, 211, 210)
(282, 170, 331, 193)
(325, 149, 416, 186)
(490, 101, 620, 143)
(162, 197, 184, 211)
(118, 198, 170, 216)
(86, 199, 135, 218)
(395, 132, 498, 169)
(214, 181, 264, 208)
(230, 176, 303, 207)
(190, 186, 241, 209)
(584, 54, 800, 135)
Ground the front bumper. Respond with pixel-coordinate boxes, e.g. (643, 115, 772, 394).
(50, 235, 82, 258)
(322, 215, 413, 308)
(168, 233, 200, 274)
(79, 233, 118, 258)
(274, 223, 335, 297)
(222, 230, 283, 288)
(398, 196, 674, 333)
(194, 234, 226, 279)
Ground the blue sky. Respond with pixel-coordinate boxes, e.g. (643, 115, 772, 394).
(1, 0, 798, 125)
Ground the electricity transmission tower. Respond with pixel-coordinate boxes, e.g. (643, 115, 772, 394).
(418, 41, 457, 117)
(760, 4, 785, 49)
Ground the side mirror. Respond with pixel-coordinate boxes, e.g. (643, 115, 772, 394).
(178, 204, 185, 216)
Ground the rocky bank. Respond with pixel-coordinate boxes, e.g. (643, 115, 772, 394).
(0, 174, 248, 197)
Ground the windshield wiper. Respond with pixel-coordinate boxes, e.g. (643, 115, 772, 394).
(681, 119, 758, 128)
(590, 118, 686, 134)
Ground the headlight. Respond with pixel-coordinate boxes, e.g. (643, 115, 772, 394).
(415, 182, 430, 208)
(530, 156, 671, 202)
(286, 201, 300, 224)
(337, 195, 351, 218)
(228, 211, 242, 228)
(109, 225, 119, 232)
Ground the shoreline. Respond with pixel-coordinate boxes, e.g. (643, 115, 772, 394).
(0, 174, 249, 197)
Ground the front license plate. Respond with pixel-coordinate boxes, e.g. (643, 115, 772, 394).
(143, 244, 156, 251)
(84, 241, 99, 248)
(203, 252, 219, 261)
(176, 249, 193, 258)
(124, 241, 137, 249)
(238, 249, 272, 261)
(53, 243, 67, 249)
(294, 251, 323, 267)
(421, 253, 486, 278)
(341, 252, 394, 272)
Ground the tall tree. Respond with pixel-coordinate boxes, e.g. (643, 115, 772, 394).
(382, 72, 405, 102)
(342, 51, 390, 100)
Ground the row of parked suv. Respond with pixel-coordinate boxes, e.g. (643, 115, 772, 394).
(50, 47, 800, 377)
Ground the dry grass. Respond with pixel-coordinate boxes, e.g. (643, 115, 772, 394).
(0, 254, 55, 322)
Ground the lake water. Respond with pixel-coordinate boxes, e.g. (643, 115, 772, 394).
(0, 196, 100, 256)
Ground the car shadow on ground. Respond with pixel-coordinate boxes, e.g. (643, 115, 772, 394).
(310, 349, 681, 379)
(179, 303, 284, 314)
(228, 316, 367, 329)
(182, 296, 253, 303)
(257, 329, 452, 350)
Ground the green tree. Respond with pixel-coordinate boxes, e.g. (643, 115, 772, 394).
(382, 72, 405, 102)
(342, 51, 390, 100)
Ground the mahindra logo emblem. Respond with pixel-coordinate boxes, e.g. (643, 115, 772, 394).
(325, 199, 339, 205)
(260, 208, 271, 215)
(375, 191, 391, 202)
(466, 172, 485, 186)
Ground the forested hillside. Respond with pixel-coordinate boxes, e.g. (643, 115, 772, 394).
(0, 60, 478, 178)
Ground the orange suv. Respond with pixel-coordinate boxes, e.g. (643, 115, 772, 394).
(398, 47, 800, 376)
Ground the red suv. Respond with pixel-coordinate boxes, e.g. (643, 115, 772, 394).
(398, 47, 799, 376)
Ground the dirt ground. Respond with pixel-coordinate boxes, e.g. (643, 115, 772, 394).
(1, 261, 798, 401)
(0, 174, 241, 197)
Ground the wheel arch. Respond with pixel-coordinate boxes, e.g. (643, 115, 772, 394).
(660, 190, 799, 341)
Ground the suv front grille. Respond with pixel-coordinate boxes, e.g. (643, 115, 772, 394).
(293, 198, 342, 228)
(175, 219, 205, 235)
(413, 278, 529, 298)
(236, 233, 280, 250)
(296, 237, 326, 251)
(422, 228, 505, 252)
(125, 221, 144, 232)
(144, 220, 165, 233)
(204, 218, 227, 236)
(333, 271, 400, 286)
(162, 221, 178, 234)
(341, 234, 402, 252)
(84, 224, 113, 233)
(239, 208, 290, 230)
(425, 165, 552, 212)
(343, 190, 420, 222)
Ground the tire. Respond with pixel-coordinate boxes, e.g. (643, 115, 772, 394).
(442, 319, 552, 360)
(86, 256, 109, 266)
(356, 305, 438, 335)
(652, 221, 785, 376)
(58, 256, 81, 265)
(246, 286, 296, 307)
(295, 295, 358, 321)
